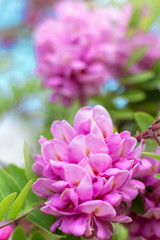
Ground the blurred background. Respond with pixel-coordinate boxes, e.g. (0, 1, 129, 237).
(0, 0, 160, 166)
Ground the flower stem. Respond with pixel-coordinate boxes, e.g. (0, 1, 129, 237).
(0, 202, 42, 229)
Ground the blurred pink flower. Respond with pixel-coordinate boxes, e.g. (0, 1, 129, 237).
(34, 1, 160, 105)
(0, 226, 12, 240)
(33, 105, 145, 239)
(129, 147, 160, 240)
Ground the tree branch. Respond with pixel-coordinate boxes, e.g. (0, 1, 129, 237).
(0, 202, 42, 229)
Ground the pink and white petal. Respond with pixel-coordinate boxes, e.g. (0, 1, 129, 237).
(122, 137, 137, 156)
(60, 216, 75, 235)
(32, 178, 55, 198)
(93, 178, 104, 197)
(42, 141, 56, 163)
(103, 190, 122, 207)
(61, 164, 86, 184)
(96, 116, 113, 138)
(88, 153, 112, 174)
(68, 135, 86, 163)
(94, 218, 113, 240)
(93, 105, 112, 122)
(53, 139, 69, 162)
(70, 214, 89, 236)
(51, 121, 64, 141)
(51, 193, 68, 209)
(112, 215, 132, 223)
(77, 200, 116, 218)
(52, 181, 69, 192)
(90, 122, 104, 138)
(50, 217, 62, 232)
(76, 174, 93, 201)
(86, 134, 109, 155)
(113, 170, 130, 189)
(100, 176, 114, 195)
(73, 106, 93, 134)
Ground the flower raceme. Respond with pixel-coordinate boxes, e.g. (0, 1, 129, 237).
(34, 1, 160, 106)
(32, 105, 146, 239)
(34, 1, 133, 106)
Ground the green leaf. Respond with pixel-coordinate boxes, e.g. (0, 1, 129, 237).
(109, 109, 133, 120)
(121, 71, 154, 85)
(154, 174, 160, 179)
(143, 152, 160, 160)
(112, 223, 128, 240)
(0, 192, 17, 221)
(9, 180, 32, 219)
(23, 141, 38, 182)
(125, 46, 147, 69)
(30, 231, 45, 240)
(134, 112, 155, 131)
(27, 208, 65, 237)
(0, 169, 21, 197)
(130, 196, 145, 214)
(117, 89, 146, 103)
(7, 164, 40, 204)
(65, 235, 78, 240)
(12, 226, 27, 240)
(7, 164, 28, 190)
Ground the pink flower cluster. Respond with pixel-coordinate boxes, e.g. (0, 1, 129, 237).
(129, 148, 160, 240)
(0, 226, 12, 240)
(34, 1, 132, 105)
(34, 1, 160, 105)
(33, 105, 146, 239)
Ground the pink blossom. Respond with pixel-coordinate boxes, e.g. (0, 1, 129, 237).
(0, 226, 12, 240)
(34, 1, 160, 105)
(34, 1, 133, 105)
(129, 148, 160, 240)
(32, 105, 145, 239)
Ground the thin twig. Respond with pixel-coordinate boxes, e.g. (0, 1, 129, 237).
(0, 202, 43, 229)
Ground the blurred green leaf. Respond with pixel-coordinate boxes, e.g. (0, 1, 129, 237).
(112, 223, 128, 240)
(109, 109, 133, 120)
(154, 174, 160, 179)
(27, 208, 65, 237)
(9, 180, 32, 219)
(125, 47, 147, 70)
(129, 7, 140, 29)
(143, 152, 160, 160)
(12, 226, 27, 240)
(121, 72, 154, 85)
(117, 89, 146, 103)
(0, 192, 17, 221)
(24, 141, 38, 182)
(0, 169, 21, 197)
(30, 231, 45, 240)
(130, 196, 145, 214)
(6, 164, 40, 205)
(65, 235, 78, 240)
(134, 112, 155, 131)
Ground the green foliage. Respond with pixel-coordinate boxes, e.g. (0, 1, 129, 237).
(12, 226, 27, 240)
(125, 47, 147, 70)
(143, 152, 160, 160)
(23, 141, 38, 182)
(134, 112, 155, 131)
(121, 71, 154, 85)
(130, 196, 145, 214)
(9, 180, 32, 219)
(65, 235, 78, 240)
(0, 168, 21, 197)
(0, 192, 17, 221)
(117, 89, 146, 103)
(154, 174, 160, 179)
(30, 231, 45, 240)
(111, 223, 128, 240)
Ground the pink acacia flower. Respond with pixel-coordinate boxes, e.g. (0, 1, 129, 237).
(35, 1, 160, 105)
(129, 148, 160, 240)
(0, 226, 12, 240)
(34, 1, 133, 105)
(33, 105, 145, 239)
